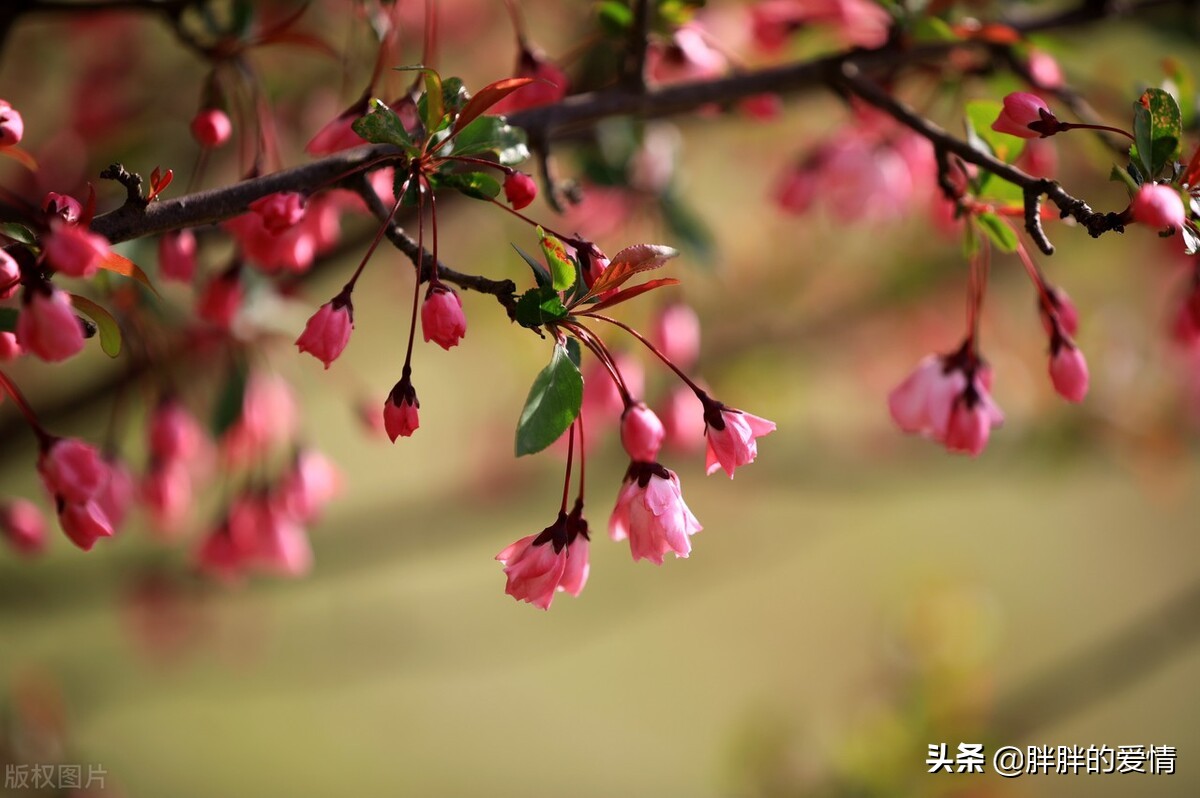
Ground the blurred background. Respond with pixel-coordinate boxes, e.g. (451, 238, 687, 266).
(1, 1, 1198, 796)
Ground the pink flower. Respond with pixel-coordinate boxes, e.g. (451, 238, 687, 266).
(296, 295, 353, 368)
(190, 108, 231, 148)
(703, 404, 777, 478)
(992, 92, 1054, 139)
(38, 437, 110, 504)
(0, 332, 21, 360)
(17, 286, 85, 362)
(609, 463, 702, 564)
(149, 398, 205, 464)
(42, 222, 110, 278)
(941, 379, 1004, 456)
(0, 100, 23, 147)
(249, 192, 307, 234)
(1130, 183, 1186, 230)
(1028, 50, 1064, 89)
(0, 249, 19, 299)
(651, 303, 702, 370)
(277, 449, 341, 523)
(228, 494, 311, 577)
(647, 23, 727, 86)
(141, 462, 192, 532)
(42, 192, 82, 224)
(1, 499, 47, 556)
(197, 267, 243, 327)
(620, 402, 665, 462)
(384, 374, 420, 441)
(1049, 342, 1089, 403)
(496, 505, 589, 609)
(421, 285, 467, 350)
(222, 372, 298, 462)
(503, 172, 537, 210)
(1039, 285, 1079, 337)
(740, 93, 783, 121)
(158, 229, 197, 283)
(774, 164, 818, 216)
(196, 524, 245, 581)
(889, 350, 1004, 455)
(888, 355, 964, 436)
(58, 499, 113, 551)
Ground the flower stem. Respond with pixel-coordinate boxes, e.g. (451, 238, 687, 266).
(0, 369, 52, 448)
(585, 312, 707, 400)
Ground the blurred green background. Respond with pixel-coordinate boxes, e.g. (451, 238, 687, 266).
(1, 2, 1199, 796)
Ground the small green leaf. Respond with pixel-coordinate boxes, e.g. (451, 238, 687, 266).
(961, 216, 979, 259)
(966, 99, 1026, 164)
(910, 16, 959, 43)
(515, 342, 583, 456)
(0, 222, 37, 245)
(565, 337, 582, 368)
(597, 0, 634, 34)
(436, 171, 501, 201)
(351, 99, 414, 149)
(69, 294, 122, 357)
(211, 360, 249, 437)
(0, 307, 17, 332)
(513, 285, 568, 329)
(440, 77, 470, 117)
(1143, 87, 1182, 177)
(423, 70, 444, 133)
(449, 115, 529, 165)
(539, 230, 575, 291)
(512, 244, 551, 289)
(1131, 98, 1154, 178)
(975, 211, 1018, 253)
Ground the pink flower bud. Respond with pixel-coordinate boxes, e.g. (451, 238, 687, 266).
(249, 192, 307, 234)
(1049, 343, 1089, 403)
(703, 404, 777, 479)
(1130, 183, 1186, 230)
(197, 268, 243, 328)
(58, 499, 114, 551)
(190, 108, 232, 148)
(1039, 285, 1079, 338)
(942, 400, 992, 457)
(384, 376, 420, 441)
(42, 222, 110, 279)
(1, 499, 47, 556)
(646, 23, 727, 86)
(609, 463, 702, 564)
(296, 296, 353, 368)
(992, 92, 1054, 139)
(421, 285, 467, 350)
(0, 331, 21, 361)
(1028, 50, 1064, 89)
(651, 303, 702, 370)
(43, 192, 82, 224)
(503, 172, 537, 210)
(620, 402, 666, 462)
(141, 462, 192, 532)
(149, 399, 205, 464)
(158, 229, 197, 283)
(0, 100, 23, 147)
(277, 449, 341, 523)
(222, 372, 298, 462)
(196, 524, 245, 581)
(496, 506, 589, 609)
(0, 249, 19, 299)
(17, 286, 85, 362)
(38, 437, 109, 504)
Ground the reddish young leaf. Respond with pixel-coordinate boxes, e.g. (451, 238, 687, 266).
(579, 244, 679, 302)
(1183, 142, 1200, 188)
(147, 167, 174, 201)
(98, 252, 160, 297)
(584, 278, 681, 313)
(452, 77, 536, 135)
(0, 145, 38, 172)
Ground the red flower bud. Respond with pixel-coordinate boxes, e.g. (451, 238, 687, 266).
(503, 171, 537, 210)
(1130, 183, 1186, 230)
(0, 100, 23, 147)
(296, 296, 353, 369)
(190, 108, 232, 148)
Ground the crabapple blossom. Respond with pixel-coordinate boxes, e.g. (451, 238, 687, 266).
(1, 499, 46, 556)
(296, 295, 354, 368)
(702, 404, 777, 479)
(277, 449, 341, 523)
(421, 285, 466, 350)
(38, 437, 109, 505)
(0, 332, 20, 360)
(197, 267, 244, 327)
(95, 457, 135, 533)
(659, 385, 706, 453)
(384, 375, 420, 441)
(1130, 183, 1186, 230)
(58, 499, 113, 552)
(249, 192, 307, 234)
(149, 399, 205, 464)
(609, 463, 702, 564)
(17, 286, 85, 362)
(158, 229, 197, 283)
(1040, 286, 1079, 337)
(0, 99, 23, 146)
(651, 303, 702, 370)
(992, 92, 1055, 138)
(620, 402, 665, 463)
(503, 171, 537, 210)
(190, 108, 231, 147)
(42, 192, 82, 224)
(496, 506, 589, 609)
(42, 222, 110, 279)
(141, 462, 193, 532)
(647, 23, 727, 86)
(1049, 342, 1090, 403)
(888, 352, 1003, 455)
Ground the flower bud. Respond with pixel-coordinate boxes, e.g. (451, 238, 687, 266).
(249, 192, 307, 234)
(0, 249, 19, 299)
(17, 285, 86, 362)
(0, 331, 21, 361)
(42, 192, 82, 224)
(190, 108, 232, 148)
(158, 229, 197, 283)
(503, 171, 537, 210)
(1, 499, 46, 556)
(42, 222, 110, 278)
(383, 376, 420, 442)
(0, 100, 23, 147)
(620, 402, 666, 462)
(992, 92, 1054, 139)
(296, 296, 353, 368)
(1049, 343, 1089, 403)
(651, 303, 702, 371)
(58, 499, 114, 551)
(39, 437, 109, 505)
(421, 285, 467, 350)
(197, 267, 243, 328)
(1130, 183, 1186, 230)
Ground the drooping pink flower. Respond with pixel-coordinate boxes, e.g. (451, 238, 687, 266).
(158, 229, 197, 283)
(228, 494, 311, 577)
(384, 374, 420, 441)
(503, 171, 537, 210)
(1130, 183, 1186, 230)
(38, 437, 110, 505)
(620, 402, 666, 462)
(822, 137, 915, 223)
(0, 249, 19, 299)
(141, 462, 193, 532)
(1039, 285, 1079, 337)
(1, 499, 47, 556)
(249, 192, 307, 234)
(42, 222, 110, 279)
(992, 92, 1054, 139)
(703, 403, 777, 478)
(887, 355, 964, 436)
(1049, 342, 1089, 403)
(195, 523, 245, 581)
(496, 504, 589, 609)
(0, 332, 21, 361)
(190, 108, 232, 148)
(197, 267, 243, 328)
(16, 286, 85, 362)
(149, 398, 205, 465)
(296, 295, 353, 368)
(0, 100, 23, 147)
(58, 499, 113, 552)
(222, 372, 298, 462)
(1027, 49, 1064, 89)
(277, 449, 341, 523)
(941, 377, 1004, 456)
(609, 463, 702, 564)
(647, 23, 727, 86)
(421, 284, 467, 350)
(42, 192, 82, 225)
(651, 303, 702, 370)
(889, 349, 1003, 455)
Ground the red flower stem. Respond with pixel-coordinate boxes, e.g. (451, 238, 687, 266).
(1059, 122, 1136, 141)
(345, 174, 411, 293)
(0, 369, 51, 447)
(575, 405, 586, 503)
(426, 173, 442, 288)
(484, 198, 581, 247)
(403, 178, 426, 371)
(585, 312, 707, 399)
(1006, 218, 1056, 313)
(443, 155, 511, 173)
(560, 422, 574, 514)
(562, 321, 631, 406)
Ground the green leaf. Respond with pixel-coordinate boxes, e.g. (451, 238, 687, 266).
(211, 360, 249, 437)
(961, 216, 979, 259)
(0, 307, 17, 332)
(0, 222, 37, 245)
(597, 0, 634, 34)
(910, 16, 959, 42)
(1131, 98, 1154, 178)
(565, 337, 582, 369)
(440, 77, 470, 117)
(423, 70, 444, 133)
(513, 285, 568, 329)
(975, 211, 1018, 254)
(515, 341, 583, 456)
(436, 171, 501, 201)
(539, 230, 575, 291)
(351, 99, 414, 149)
(965, 99, 1026, 164)
(448, 116, 529, 165)
(1142, 88, 1183, 177)
(69, 294, 122, 357)
(512, 244, 551, 289)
